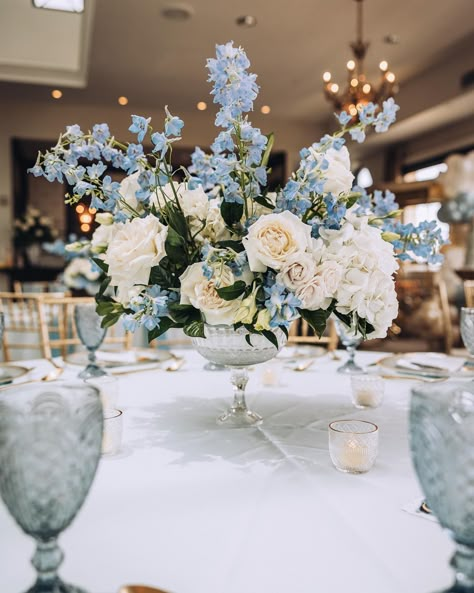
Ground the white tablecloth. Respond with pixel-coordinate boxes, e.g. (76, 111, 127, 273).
(0, 350, 455, 593)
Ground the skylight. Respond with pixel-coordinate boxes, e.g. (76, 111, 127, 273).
(32, 0, 84, 13)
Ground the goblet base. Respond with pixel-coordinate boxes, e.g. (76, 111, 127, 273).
(26, 577, 88, 593)
(78, 363, 107, 380)
(217, 406, 263, 427)
(337, 361, 364, 374)
(204, 361, 227, 371)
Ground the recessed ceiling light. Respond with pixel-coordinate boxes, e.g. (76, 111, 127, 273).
(161, 3, 194, 21)
(384, 33, 400, 45)
(51, 89, 63, 99)
(236, 15, 257, 27)
(118, 96, 129, 106)
(33, 0, 84, 13)
(196, 101, 207, 111)
(260, 105, 271, 115)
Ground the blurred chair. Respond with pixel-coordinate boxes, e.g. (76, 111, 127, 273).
(464, 280, 474, 307)
(0, 293, 132, 361)
(288, 317, 338, 350)
(395, 267, 454, 353)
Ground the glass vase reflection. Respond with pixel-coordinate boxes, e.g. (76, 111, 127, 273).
(74, 303, 107, 379)
(0, 382, 103, 593)
(410, 382, 474, 592)
(192, 324, 286, 427)
(334, 318, 363, 374)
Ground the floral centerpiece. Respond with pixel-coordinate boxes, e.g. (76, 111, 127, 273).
(14, 207, 58, 266)
(30, 41, 445, 347)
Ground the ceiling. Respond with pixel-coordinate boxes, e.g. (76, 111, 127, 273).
(0, 0, 473, 125)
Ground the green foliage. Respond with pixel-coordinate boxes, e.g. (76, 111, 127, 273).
(168, 302, 201, 324)
(148, 317, 176, 341)
(216, 240, 245, 253)
(221, 201, 244, 228)
(165, 227, 188, 265)
(298, 306, 334, 337)
(92, 257, 109, 273)
(183, 320, 206, 338)
(215, 280, 247, 301)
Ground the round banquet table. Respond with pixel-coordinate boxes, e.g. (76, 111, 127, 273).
(0, 350, 456, 593)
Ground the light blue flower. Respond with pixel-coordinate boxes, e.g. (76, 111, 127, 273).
(129, 115, 151, 143)
(92, 123, 110, 143)
(349, 127, 366, 143)
(151, 132, 168, 158)
(164, 107, 184, 137)
(337, 111, 352, 126)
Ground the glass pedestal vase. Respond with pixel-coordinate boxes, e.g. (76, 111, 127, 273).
(192, 324, 286, 427)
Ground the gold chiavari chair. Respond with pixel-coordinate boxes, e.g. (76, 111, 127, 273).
(288, 317, 338, 350)
(464, 281, 474, 308)
(13, 280, 69, 295)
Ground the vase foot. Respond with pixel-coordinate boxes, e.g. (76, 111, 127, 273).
(337, 362, 364, 374)
(217, 407, 263, 427)
(26, 577, 88, 593)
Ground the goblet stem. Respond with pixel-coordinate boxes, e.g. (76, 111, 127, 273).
(217, 368, 263, 427)
(88, 348, 97, 365)
(31, 538, 63, 587)
(449, 542, 474, 591)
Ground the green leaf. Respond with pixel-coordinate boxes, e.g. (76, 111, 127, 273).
(149, 263, 172, 287)
(215, 280, 247, 301)
(168, 302, 201, 324)
(183, 320, 205, 338)
(216, 240, 245, 253)
(167, 207, 188, 237)
(299, 307, 332, 338)
(96, 300, 120, 315)
(92, 257, 109, 273)
(253, 194, 275, 211)
(280, 325, 289, 339)
(345, 191, 362, 209)
(97, 275, 111, 298)
(165, 227, 188, 265)
(261, 329, 279, 349)
(147, 317, 176, 342)
(245, 334, 253, 347)
(100, 311, 123, 329)
(221, 201, 244, 228)
(261, 132, 274, 168)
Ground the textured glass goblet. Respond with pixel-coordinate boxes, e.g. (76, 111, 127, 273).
(461, 307, 474, 361)
(410, 382, 474, 592)
(334, 319, 363, 374)
(74, 303, 107, 379)
(0, 382, 103, 593)
(192, 324, 286, 427)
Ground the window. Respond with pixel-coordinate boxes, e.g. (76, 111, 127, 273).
(403, 202, 450, 243)
(403, 163, 447, 183)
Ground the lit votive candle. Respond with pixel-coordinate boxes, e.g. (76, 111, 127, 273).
(328, 420, 379, 473)
(102, 409, 123, 455)
(350, 374, 384, 409)
(261, 362, 281, 387)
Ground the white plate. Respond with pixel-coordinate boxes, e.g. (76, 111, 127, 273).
(377, 352, 471, 379)
(0, 364, 30, 384)
(277, 345, 326, 361)
(65, 348, 174, 372)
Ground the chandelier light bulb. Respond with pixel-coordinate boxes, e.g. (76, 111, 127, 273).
(350, 78, 358, 87)
(118, 96, 129, 106)
(386, 72, 396, 83)
(196, 101, 207, 111)
(362, 83, 371, 93)
(80, 223, 90, 232)
(346, 60, 356, 71)
(379, 60, 388, 72)
(51, 89, 62, 99)
(349, 104, 358, 116)
(260, 105, 271, 114)
(330, 83, 339, 93)
(323, 71, 332, 82)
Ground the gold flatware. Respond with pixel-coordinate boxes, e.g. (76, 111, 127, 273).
(114, 358, 185, 376)
(329, 350, 342, 361)
(380, 373, 447, 383)
(119, 586, 170, 593)
(290, 359, 315, 372)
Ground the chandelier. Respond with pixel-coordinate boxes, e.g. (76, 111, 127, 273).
(322, 0, 397, 120)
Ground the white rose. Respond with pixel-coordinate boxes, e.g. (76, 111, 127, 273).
(119, 172, 141, 213)
(104, 215, 168, 304)
(309, 146, 354, 195)
(179, 185, 209, 220)
(243, 211, 312, 272)
(277, 252, 316, 291)
(179, 262, 241, 325)
(200, 198, 232, 243)
(91, 223, 115, 252)
(295, 276, 332, 311)
(318, 260, 343, 295)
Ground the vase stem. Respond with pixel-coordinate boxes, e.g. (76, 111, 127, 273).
(450, 542, 474, 590)
(31, 538, 63, 587)
(231, 368, 249, 412)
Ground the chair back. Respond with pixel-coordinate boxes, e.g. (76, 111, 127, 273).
(288, 318, 338, 350)
(464, 280, 474, 308)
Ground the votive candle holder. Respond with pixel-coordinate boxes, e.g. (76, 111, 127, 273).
(350, 374, 384, 409)
(329, 420, 379, 474)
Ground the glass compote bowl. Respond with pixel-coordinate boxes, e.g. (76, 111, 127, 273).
(410, 382, 474, 592)
(0, 382, 103, 593)
(334, 318, 364, 374)
(192, 324, 286, 427)
(460, 307, 474, 367)
(74, 303, 107, 379)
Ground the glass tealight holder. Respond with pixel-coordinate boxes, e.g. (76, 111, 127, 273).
(260, 360, 282, 387)
(86, 375, 119, 409)
(102, 409, 123, 455)
(350, 374, 384, 409)
(329, 420, 379, 474)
